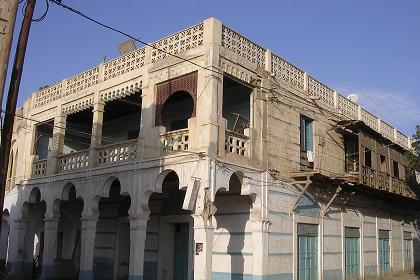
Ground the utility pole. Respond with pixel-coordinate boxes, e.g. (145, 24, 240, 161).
(0, 0, 19, 107)
(0, 0, 37, 233)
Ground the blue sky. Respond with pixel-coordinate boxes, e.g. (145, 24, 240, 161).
(6, 0, 420, 136)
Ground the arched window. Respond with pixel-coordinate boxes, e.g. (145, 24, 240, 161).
(160, 91, 194, 132)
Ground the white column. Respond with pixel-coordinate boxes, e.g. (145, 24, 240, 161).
(46, 114, 66, 174)
(193, 215, 214, 280)
(88, 101, 104, 168)
(10, 219, 27, 275)
(251, 219, 269, 278)
(40, 218, 59, 280)
(90, 101, 104, 148)
(128, 216, 149, 280)
(79, 218, 98, 280)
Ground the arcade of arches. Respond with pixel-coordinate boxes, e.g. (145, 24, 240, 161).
(0, 170, 259, 280)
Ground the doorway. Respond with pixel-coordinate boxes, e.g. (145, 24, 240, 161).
(173, 223, 189, 280)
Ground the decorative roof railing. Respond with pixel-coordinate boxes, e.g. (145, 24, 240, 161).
(30, 19, 411, 150)
(150, 23, 204, 62)
(103, 47, 146, 81)
(32, 23, 204, 109)
(271, 54, 305, 90)
(307, 76, 334, 107)
(221, 25, 266, 68)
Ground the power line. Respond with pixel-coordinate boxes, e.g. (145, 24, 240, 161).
(47, 0, 343, 119)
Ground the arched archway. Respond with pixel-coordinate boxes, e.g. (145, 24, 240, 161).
(93, 179, 131, 280)
(160, 91, 194, 132)
(0, 210, 10, 272)
(145, 171, 193, 280)
(22, 188, 46, 278)
(54, 183, 84, 279)
(213, 172, 253, 279)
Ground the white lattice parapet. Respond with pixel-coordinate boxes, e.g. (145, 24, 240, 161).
(103, 47, 146, 81)
(271, 54, 305, 90)
(396, 130, 408, 148)
(33, 82, 63, 108)
(97, 139, 139, 165)
(160, 129, 189, 154)
(150, 23, 204, 62)
(222, 25, 266, 68)
(59, 150, 89, 172)
(65, 66, 100, 96)
(337, 94, 359, 120)
(361, 109, 378, 131)
(32, 159, 47, 176)
(380, 121, 394, 141)
(225, 130, 248, 156)
(307, 76, 334, 106)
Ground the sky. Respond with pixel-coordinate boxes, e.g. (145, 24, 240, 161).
(5, 0, 420, 136)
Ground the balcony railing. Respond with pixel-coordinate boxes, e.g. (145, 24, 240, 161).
(361, 165, 376, 188)
(390, 176, 406, 195)
(59, 150, 89, 172)
(97, 139, 139, 165)
(377, 171, 390, 190)
(225, 130, 248, 156)
(32, 159, 47, 176)
(160, 129, 189, 154)
(360, 165, 415, 198)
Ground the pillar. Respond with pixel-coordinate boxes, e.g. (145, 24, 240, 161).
(10, 219, 27, 275)
(193, 214, 214, 280)
(195, 18, 223, 155)
(251, 219, 269, 279)
(91, 101, 104, 148)
(88, 101, 104, 167)
(128, 216, 149, 280)
(79, 218, 98, 280)
(40, 219, 59, 279)
(46, 114, 66, 174)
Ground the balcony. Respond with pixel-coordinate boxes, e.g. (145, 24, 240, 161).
(160, 129, 189, 154)
(32, 159, 47, 176)
(225, 130, 248, 156)
(360, 165, 415, 199)
(97, 139, 139, 165)
(32, 139, 141, 175)
(59, 150, 89, 172)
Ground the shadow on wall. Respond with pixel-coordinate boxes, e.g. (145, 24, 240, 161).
(214, 173, 252, 280)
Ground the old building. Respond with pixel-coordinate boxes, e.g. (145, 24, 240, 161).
(1, 18, 419, 280)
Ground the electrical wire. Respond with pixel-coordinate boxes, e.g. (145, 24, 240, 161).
(46, 0, 345, 119)
(21, 0, 49, 22)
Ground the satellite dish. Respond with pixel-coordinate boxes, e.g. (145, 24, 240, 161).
(347, 93, 359, 104)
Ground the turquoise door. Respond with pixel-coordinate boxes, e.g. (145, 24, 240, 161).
(173, 223, 189, 280)
(345, 237, 360, 279)
(298, 224, 318, 280)
(345, 227, 360, 279)
(379, 238, 390, 274)
(403, 238, 412, 271)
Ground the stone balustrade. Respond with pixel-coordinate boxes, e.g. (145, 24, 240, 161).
(32, 159, 47, 177)
(160, 129, 189, 154)
(97, 139, 139, 165)
(32, 140, 140, 175)
(59, 150, 89, 172)
(225, 130, 248, 156)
